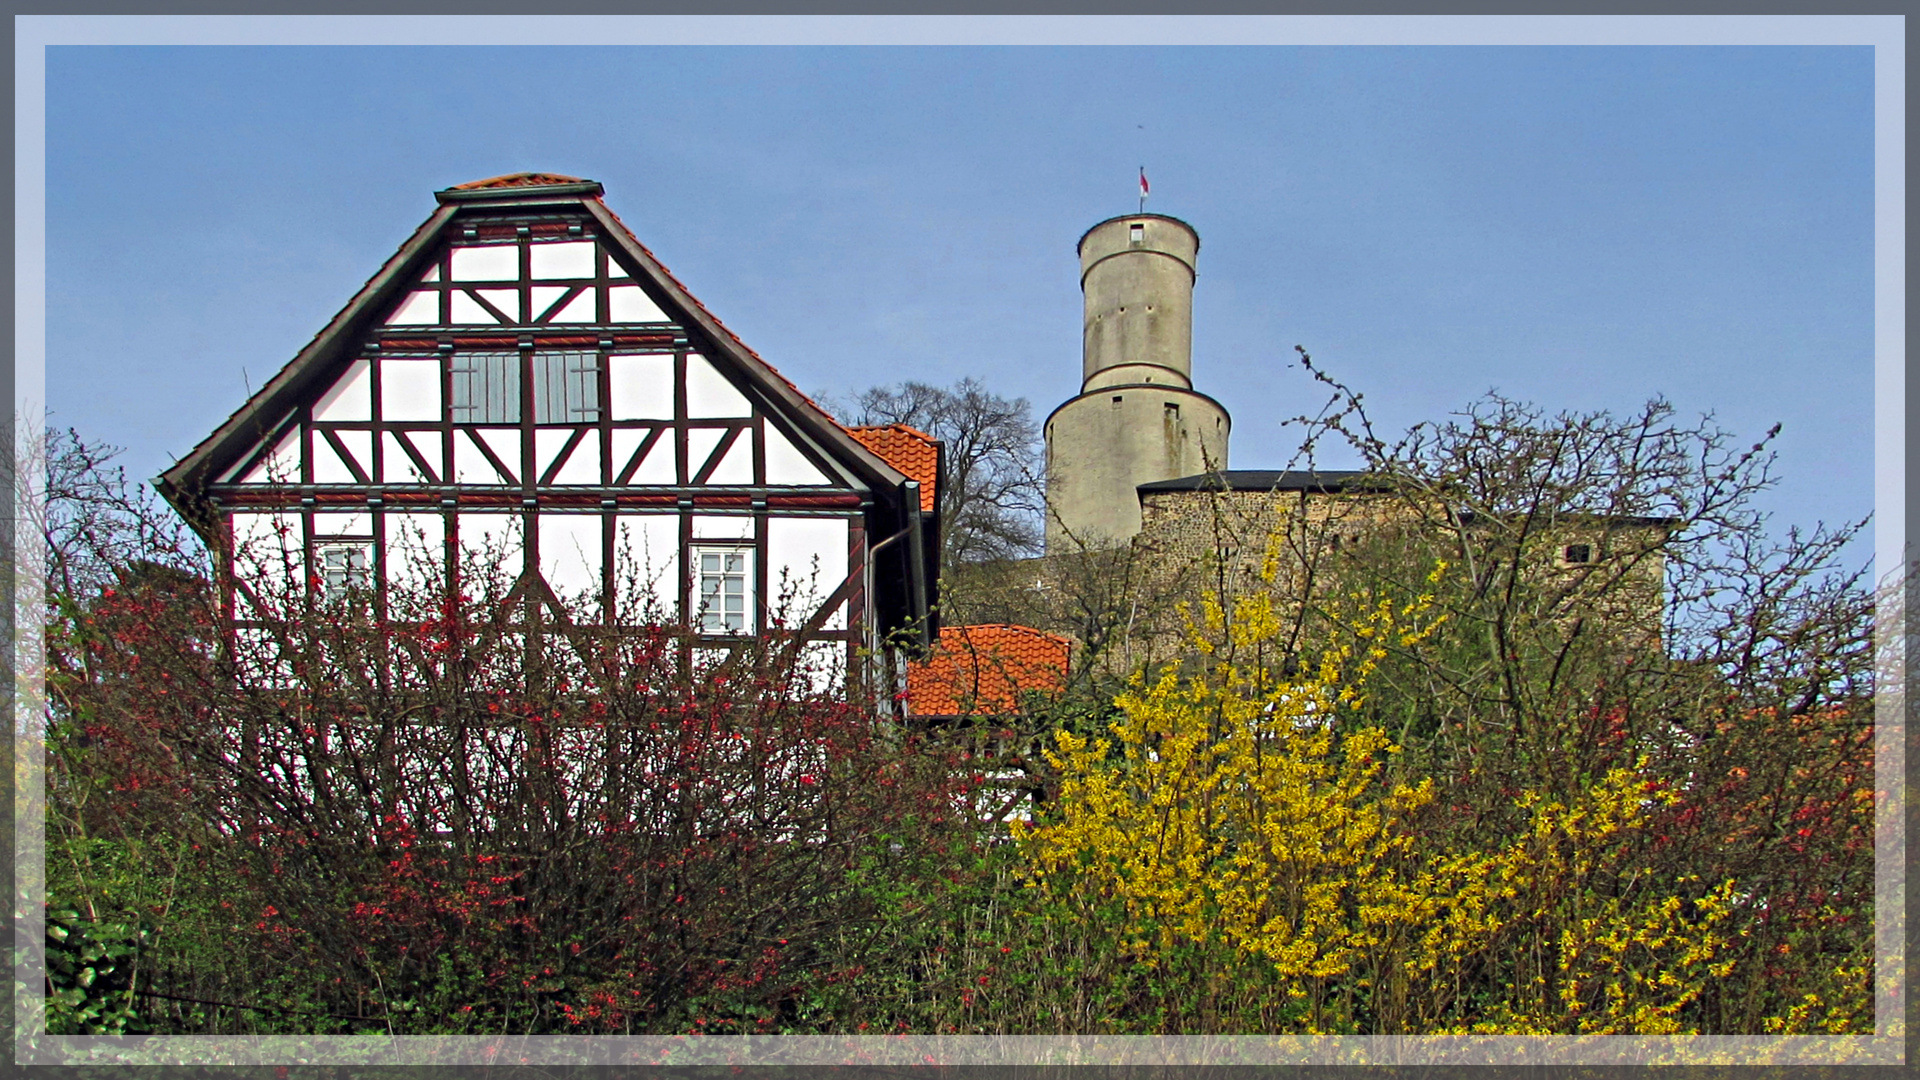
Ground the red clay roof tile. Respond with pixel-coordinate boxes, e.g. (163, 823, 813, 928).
(449, 172, 589, 190)
(906, 624, 1070, 717)
(847, 425, 939, 512)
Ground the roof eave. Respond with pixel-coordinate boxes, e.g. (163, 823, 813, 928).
(157, 200, 463, 502)
(578, 198, 910, 498)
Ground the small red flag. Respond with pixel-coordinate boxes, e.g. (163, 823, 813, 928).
(1139, 169, 1150, 199)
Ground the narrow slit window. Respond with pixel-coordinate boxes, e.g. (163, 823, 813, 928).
(534, 351, 601, 424)
(694, 546, 753, 634)
(450, 352, 520, 424)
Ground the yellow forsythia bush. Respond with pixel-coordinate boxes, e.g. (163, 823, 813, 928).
(1014, 563, 1790, 1034)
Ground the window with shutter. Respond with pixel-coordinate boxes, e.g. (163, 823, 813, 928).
(450, 352, 520, 424)
(534, 351, 601, 423)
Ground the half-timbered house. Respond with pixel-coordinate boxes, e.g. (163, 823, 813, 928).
(157, 173, 941, 690)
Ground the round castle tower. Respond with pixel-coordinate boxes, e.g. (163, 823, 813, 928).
(1044, 214, 1231, 550)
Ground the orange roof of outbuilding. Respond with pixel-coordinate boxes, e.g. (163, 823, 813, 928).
(848, 425, 940, 512)
(906, 624, 1070, 717)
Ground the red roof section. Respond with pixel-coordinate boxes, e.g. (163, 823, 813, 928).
(448, 172, 589, 190)
(907, 624, 1070, 717)
(848, 425, 940, 512)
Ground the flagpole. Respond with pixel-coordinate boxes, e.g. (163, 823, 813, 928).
(1138, 166, 1146, 214)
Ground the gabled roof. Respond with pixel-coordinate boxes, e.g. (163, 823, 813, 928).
(906, 624, 1070, 718)
(156, 174, 911, 520)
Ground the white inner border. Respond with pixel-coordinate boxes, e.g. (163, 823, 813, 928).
(13, 14, 1906, 1068)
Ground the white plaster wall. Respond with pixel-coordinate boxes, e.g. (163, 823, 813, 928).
(230, 511, 303, 614)
(453, 429, 510, 484)
(385, 291, 438, 325)
(309, 435, 353, 484)
(239, 428, 301, 485)
(551, 434, 602, 486)
(475, 288, 520, 323)
(538, 514, 604, 610)
(311, 511, 372, 538)
(476, 430, 522, 483)
(764, 426, 829, 485)
(334, 430, 373, 481)
(707, 435, 754, 485)
(796, 640, 846, 696)
(313, 359, 372, 422)
(686, 428, 725, 483)
(613, 514, 680, 622)
(609, 428, 672, 486)
(530, 286, 568, 321)
(385, 512, 447, 616)
(768, 517, 849, 629)
(691, 514, 753, 540)
(530, 241, 595, 279)
(685, 354, 751, 418)
(449, 291, 493, 325)
(457, 513, 522, 590)
(381, 359, 442, 422)
(450, 244, 519, 281)
(608, 284, 667, 323)
(609, 354, 673, 420)
(382, 431, 441, 484)
(550, 290, 596, 323)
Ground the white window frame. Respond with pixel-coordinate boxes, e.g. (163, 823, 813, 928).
(693, 545, 754, 635)
(315, 540, 372, 603)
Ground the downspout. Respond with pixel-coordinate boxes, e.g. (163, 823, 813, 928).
(902, 480, 931, 649)
(860, 480, 932, 712)
(864, 517, 913, 714)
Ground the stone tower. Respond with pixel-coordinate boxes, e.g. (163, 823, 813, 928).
(1044, 214, 1231, 550)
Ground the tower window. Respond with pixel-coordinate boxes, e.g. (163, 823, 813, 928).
(1129, 222, 1145, 245)
(1112, 395, 1124, 406)
(1164, 402, 1180, 417)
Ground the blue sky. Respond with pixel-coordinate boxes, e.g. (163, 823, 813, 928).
(43, 44, 1875, 553)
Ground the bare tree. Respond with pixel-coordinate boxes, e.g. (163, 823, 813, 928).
(832, 378, 1044, 566)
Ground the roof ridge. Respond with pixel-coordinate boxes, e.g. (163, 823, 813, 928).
(448, 171, 589, 190)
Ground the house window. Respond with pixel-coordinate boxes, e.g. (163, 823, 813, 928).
(534, 351, 600, 423)
(694, 547, 753, 634)
(450, 352, 520, 423)
(1564, 543, 1592, 564)
(316, 542, 371, 602)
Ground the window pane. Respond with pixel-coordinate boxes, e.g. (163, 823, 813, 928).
(534, 351, 600, 424)
(693, 545, 753, 635)
(451, 352, 519, 424)
(317, 543, 371, 601)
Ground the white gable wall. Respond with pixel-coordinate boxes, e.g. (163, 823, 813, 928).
(211, 207, 892, 655)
